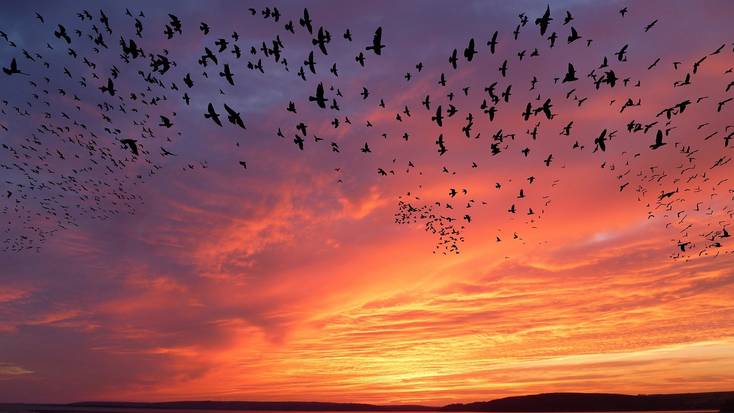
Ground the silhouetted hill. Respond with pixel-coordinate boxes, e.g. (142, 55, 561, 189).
(720, 399, 734, 413)
(441, 391, 734, 411)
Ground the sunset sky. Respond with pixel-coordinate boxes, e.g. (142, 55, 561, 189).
(1, 0, 733, 405)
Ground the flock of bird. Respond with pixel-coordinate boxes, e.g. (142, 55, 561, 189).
(1, 3, 732, 258)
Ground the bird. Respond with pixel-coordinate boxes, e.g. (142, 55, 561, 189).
(535, 5, 552, 36)
(313, 26, 331, 55)
(567, 27, 581, 43)
(487, 31, 498, 54)
(365, 26, 385, 55)
(644, 19, 658, 32)
(2, 58, 24, 76)
(650, 129, 667, 149)
(53, 24, 71, 43)
(183, 73, 194, 88)
(463, 38, 477, 62)
(223, 104, 246, 129)
(544, 154, 553, 166)
(219, 64, 235, 86)
(120, 139, 139, 156)
(294, 134, 305, 150)
(436, 134, 447, 155)
(159, 116, 173, 128)
(594, 129, 607, 152)
(309, 82, 327, 108)
(562, 63, 578, 82)
(299, 8, 313, 34)
(99, 78, 116, 96)
(205, 103, 222, 126)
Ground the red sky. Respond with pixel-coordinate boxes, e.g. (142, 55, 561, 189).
(1, 0, 733, 405)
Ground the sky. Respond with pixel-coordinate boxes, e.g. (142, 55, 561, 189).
(1, 0, 734, 405)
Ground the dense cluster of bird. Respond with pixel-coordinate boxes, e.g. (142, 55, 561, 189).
(1, 4, 732, 258)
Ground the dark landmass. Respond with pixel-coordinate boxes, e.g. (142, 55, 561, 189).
(3, 391, 734, 413)
(441, 391, 734, 411)
(719, 399, 734, 413)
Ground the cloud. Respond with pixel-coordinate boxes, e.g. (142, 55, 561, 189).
(0, 363, 33, 378)
(338, 186, 388, 220)
(0, 287, 30, 303)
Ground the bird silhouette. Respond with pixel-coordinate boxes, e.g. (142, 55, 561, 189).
(205, 103, 222, 127)
(650, 129, 667, 149)
(366, 26, 385, 55)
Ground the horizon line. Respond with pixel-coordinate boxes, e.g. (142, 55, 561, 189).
(4, 389, 734, 409)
